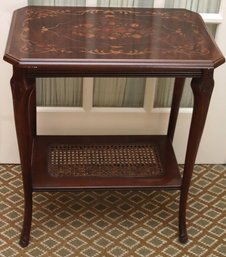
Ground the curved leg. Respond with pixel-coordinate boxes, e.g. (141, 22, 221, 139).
(11, 67, 36, 247)
(179, 70, 214, 243)
(19, 192, 32, 247)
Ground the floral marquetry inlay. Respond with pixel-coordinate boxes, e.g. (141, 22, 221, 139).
(4, 6, 224, 69)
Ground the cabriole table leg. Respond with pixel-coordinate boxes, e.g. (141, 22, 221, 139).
(10, 67, 35, 247)
(179, 70, 214, 243)
(19, 192, 32, 247)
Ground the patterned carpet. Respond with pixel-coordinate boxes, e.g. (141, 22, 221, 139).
(0, 164, 225, 257)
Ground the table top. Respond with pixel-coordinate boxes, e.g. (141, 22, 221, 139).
(4, 6, 225, 71)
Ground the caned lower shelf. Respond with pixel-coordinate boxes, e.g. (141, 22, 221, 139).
(31, 135, 181, 191)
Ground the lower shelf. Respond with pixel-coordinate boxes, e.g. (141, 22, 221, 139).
(31, 135, 181, 191)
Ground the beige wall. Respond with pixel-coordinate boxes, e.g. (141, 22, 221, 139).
(0, 1, 27, 163)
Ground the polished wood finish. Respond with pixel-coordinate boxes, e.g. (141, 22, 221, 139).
(4, 6, 224, 71)
(3, 6, 224, 247)
(167, 78, 185, 142)
(32, 135, 181, 191)
(179, 70, 215, 243)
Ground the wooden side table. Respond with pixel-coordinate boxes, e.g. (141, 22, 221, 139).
(3, 6, 225, 247)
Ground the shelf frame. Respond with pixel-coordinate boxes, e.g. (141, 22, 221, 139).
(31, 135, 181, 191)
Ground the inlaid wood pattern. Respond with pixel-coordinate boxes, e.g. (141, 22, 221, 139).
(4, 6, 224, 69)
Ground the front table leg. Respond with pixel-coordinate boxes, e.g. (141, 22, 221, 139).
(10, 67, 35, 247)
(179, 70, 214, 243)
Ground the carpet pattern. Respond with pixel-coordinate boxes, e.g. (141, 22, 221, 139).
(0, 164, 225, 256)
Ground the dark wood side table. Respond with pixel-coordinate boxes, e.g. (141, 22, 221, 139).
(3, 6, 225, 247)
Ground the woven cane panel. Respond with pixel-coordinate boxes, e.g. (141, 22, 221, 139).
(48, 144, 163, 178)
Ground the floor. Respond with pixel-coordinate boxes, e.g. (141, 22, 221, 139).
(0, 164, 225, 257)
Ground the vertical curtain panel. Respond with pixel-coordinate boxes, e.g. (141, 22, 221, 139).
(30, 0, 151, 107)
(30, 0, 221, 108)
(97, 0, 154, 8)
(36, 78, 83, 106)
(28, 0, 86, 6)
(165, 0, 221, 13)
(93, 0, 154, 107)
(94, 78, 146, 107)
(154, 0, 220, 108)
(29, 0, 86, 107)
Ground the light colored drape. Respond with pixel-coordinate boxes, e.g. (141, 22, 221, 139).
(28, 0, 85, 6)
(36, 78, 83, 106)
(31, 0, 152, 107)
(93, 0, 154, 107)
(154, 0, 220, 108)
(31, 0, 220, 108)
(94, 78, 145, 107)
(154, 78, 193, 108)
(97, 0, 154, 8)
(165, 0, 221, 13)
(29, 0, 85, 106)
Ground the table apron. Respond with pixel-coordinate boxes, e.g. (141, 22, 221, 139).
(23, 68, 203, 78)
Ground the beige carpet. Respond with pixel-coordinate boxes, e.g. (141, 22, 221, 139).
(0, 164, 225, 256)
